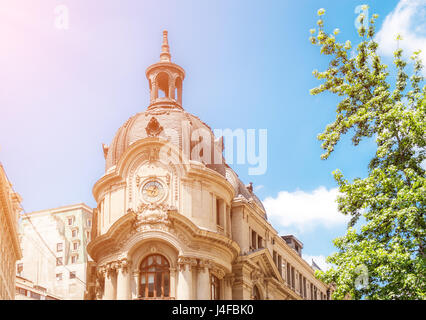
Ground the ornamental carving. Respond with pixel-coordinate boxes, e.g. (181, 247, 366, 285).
(198, 259, 213, 272)
(117, 258, 132, 273)
(133, 202, 172, 231)
(177, 256, 198, 271)
(251, 269, 264, 285)
(145, 117, 163, 137)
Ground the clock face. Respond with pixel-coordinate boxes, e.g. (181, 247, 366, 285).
(141, 180, 165, 202)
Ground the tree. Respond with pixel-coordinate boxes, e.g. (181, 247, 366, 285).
(309, 6, 426, 299)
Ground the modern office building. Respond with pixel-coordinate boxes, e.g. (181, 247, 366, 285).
(17, 203, 92, 300)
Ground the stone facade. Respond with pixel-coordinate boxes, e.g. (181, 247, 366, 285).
(0, 163, 22, 300)
(17, 203, 92, 300)
(85, 31, 332, 300)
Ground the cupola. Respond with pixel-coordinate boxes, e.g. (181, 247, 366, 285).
(145, 30, 185, 109)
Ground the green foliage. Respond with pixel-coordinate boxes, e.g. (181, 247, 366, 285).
(310, 6, 426, 299)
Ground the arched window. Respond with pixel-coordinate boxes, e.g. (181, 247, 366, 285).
(139, 254, 170, 299)
(210, 274, 220, 300)
(252, 285, 261, 300)
(156, 72, 169, 98)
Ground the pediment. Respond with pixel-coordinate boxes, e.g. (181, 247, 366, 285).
(245, 249, 283, 282)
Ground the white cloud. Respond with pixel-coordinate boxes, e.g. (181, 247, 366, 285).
(375, 0, 426, 73)
(263, 186, 348, 233)
(302, 254, 331, 271)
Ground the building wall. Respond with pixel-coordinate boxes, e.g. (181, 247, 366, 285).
(15, 276, 60, 300)
(17, 203, 92, 300)
(0, 163, 22, 300)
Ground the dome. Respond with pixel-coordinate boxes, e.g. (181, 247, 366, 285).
(225, 167, 266, 215)
(104, 107, 223, 174)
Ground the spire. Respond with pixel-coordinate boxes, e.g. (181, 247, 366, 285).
(160, 30, 171, 62)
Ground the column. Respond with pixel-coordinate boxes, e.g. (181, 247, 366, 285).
(116, 259, 132, 300)
(169, 267, 177, 299)
(197, 260, 211, 300)
(96, 267, 106, 300)
(177, 257, 195, 300)
(103, 264, 117, 300)
(131, 271, 139, 299)
(223, 274, 234, 300)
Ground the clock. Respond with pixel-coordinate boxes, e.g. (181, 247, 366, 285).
(141, 180, 165, 203)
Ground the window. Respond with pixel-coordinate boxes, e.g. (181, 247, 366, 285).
(303, 277, 307, 298)
(252, 285, 261, 300)
(73, 242, 79, 250)
(291, 267, 295, 289)
(68, 217, 74, 226)
(251, 230, 257, 249)
(56, 257, 63, 266)
(257, 235, 263, 249)
(16, 287, 27, 296)
(216, 199, 221, 226)
(17, 263, 23, 275)
(71, 256, 77, 264)
(87, 219, 91, 227)
(56, 273, 62, 281)
(69, 271, 76, 279)
(72, 229, 77, 238)
(139, 254, 170, 299)
(286, 263, 291, 286)
(30, 291, 41, 300)
(277, 255, 282, 276)
(211, 275, 220, 300)
(86, 231, 91, 241)
(57, 243, 63, 252)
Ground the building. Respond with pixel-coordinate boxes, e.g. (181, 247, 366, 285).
(15, 276, 61, 300)
(84, 31, 332, 300)
(17, 203, 92, 300)
(0, 163, 23, 300)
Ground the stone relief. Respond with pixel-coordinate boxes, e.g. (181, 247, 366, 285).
(145, 117, 164, 137)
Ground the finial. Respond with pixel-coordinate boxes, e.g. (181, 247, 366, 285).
(160, 30, 171, 62)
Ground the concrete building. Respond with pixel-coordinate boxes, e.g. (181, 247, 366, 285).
(85, 31, 332, 300)
(17, 203, 92, 300)
(15, 276, 61, 300)
(0, 163, 23, 300)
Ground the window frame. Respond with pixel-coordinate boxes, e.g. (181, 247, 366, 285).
(139, 254, 170, 299)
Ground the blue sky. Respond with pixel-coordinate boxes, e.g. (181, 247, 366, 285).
(1, 0, 423, 269)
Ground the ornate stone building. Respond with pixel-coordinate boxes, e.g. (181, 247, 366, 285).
(85, 31, 331, 300)
(0, 163, 22, 300)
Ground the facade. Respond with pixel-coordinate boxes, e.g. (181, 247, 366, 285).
(85, 31, 332, 300)
(17, 203, 92, 300)
(15, 276, 61, 300)
(0, 163, 23, 300)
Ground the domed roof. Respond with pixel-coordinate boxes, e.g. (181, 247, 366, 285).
(105, 106, 222, 172)
(225, 167, 266, 215)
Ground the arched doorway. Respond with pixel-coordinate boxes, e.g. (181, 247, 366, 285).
(139, 254, 170, 299)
